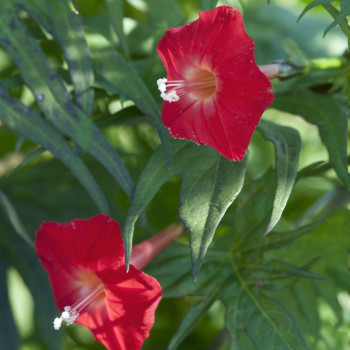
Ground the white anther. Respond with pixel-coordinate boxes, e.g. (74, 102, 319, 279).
(53, 306, 80, 330)
(157, 77, 182, 102)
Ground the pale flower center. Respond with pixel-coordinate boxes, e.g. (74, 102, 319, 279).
(53, 271, 105, 330)
(157, 68, 216, 103)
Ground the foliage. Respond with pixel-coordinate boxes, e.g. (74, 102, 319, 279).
(0, 0, 348, 349)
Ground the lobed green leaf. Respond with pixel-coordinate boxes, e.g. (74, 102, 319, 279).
(222, 274, 309, 350)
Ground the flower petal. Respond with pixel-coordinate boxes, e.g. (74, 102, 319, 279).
(35, 214, 125, 308)
(157, 6, 274, 161)
(77, 266, 162, 350)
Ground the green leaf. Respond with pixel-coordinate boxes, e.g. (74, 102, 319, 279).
(242, 259, 328, 280)
(258, 120, 301, 235)
(6, 147, 46, 177)
(46, 0, 95, 115)
(147, 242, 230, 298)
(105, 0, 129, 58)
(241, 220, 325, 255)
(0, 84, 109, 213)
(228, 168, 276, 252)
(123, 140, 247, 277)
(273, 90, 350, 191)
(201, 0, 219, 11)
(297, 0, 333, 22)
(222, 275, 309, 350)
(0, 258, 19, 350)
(323, 14, 346, 37)
(180, 154, 247, 279)
(0, 190, 34, 248)
(341, 0, 350, 15)
(0, 222, 61, 350)
(0, 3, 136, 202)
(322, 3, 350, 37)
(88, 32, 172, 164)
(168, 279, 227, 350)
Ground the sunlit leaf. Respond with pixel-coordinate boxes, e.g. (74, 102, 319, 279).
(258, 120, 301, 235)
(123, 140, 247, 277)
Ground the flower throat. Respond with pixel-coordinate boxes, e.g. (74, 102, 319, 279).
(157, 68, 216, 103)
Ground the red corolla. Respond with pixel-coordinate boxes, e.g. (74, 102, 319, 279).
(157, 6, 274, 161)
(36, 214, 183, 350)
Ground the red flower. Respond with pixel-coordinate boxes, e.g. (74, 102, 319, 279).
(35, 215, 182, 350)
(157, 6, 274, 161)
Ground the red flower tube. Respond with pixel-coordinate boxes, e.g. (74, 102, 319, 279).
(35, 214, 184, 350)
(157, 6, 274, 161)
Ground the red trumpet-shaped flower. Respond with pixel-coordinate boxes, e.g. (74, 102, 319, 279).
(157, 6, 274, 161)
(35, 214, 183, 350)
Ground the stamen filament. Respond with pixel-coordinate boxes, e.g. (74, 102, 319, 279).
(53, 283, 104, 330)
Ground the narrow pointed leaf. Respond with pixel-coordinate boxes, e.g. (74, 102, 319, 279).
(46, 0, 94, 115)
(0, 4, 136, 202)
(273, 90, 350, 191)
(241, 219, 325, 254)
(168, 280, 226, 350)
(0, 85, 109, 213)
(123, 140, 246, 277)
(180, 155, 247, 279)
(323, 14, 346, 37)
(297, 0, 332, 22)
(6, 148, 45, 177)
(322, 3, 350, 37)
(0, 258, 19, 350)
(105, 0, 129, 58)
(23, 0, 94, 114)
(0, 190, 34, 248)
(88, 32, 171, 163)
(242, 259, 328, 280)
(0, 223, 61, 350)
(258, 120, 301, 234)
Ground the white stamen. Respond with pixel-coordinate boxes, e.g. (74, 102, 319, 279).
(53, 317, 63, 330)
(161, 91, 180, 102)
(52, 284, 104, 330)
(157, 77, 183, 103)
(53, 306, 80, 330)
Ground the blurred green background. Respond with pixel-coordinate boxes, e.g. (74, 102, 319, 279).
(0, 0, 349, 349)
